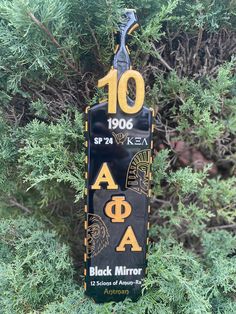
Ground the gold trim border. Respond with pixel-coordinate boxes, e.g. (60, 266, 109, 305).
(83, 105, 90, 292)
(145, 107, 155, 276)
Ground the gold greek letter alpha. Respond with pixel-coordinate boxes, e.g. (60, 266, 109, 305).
(105, 196, 132, 222)
(116, 226, 142, 252)
(91, 163, 118, 190)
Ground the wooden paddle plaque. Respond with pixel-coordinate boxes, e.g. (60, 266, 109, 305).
(84, 9, 153, 303)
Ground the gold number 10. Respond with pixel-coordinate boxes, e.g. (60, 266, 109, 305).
(98, 69, 145, 114)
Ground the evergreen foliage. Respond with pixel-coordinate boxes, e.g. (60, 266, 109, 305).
(0, 217, 75, 313)
(0, 0, 235, 312)
(19, 110, 85, 205)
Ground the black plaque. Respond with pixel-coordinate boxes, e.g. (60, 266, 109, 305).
(84, 9, 153, 303)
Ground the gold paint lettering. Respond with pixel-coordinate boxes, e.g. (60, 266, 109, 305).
(116, 226, 142, 252)
(91, 163, 118, 190)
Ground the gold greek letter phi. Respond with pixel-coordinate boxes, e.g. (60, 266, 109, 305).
(105, 196, 132, 223)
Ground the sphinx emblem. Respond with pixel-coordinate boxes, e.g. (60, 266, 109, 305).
(125, 149, 151, 196)
(87, 213, 110, 258)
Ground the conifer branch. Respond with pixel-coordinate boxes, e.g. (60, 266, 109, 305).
(208, 224, 236, 230)
(195, 27, 203, 55)
(28, 12, 80, 74)
(150, 43, 173, 71)
(9, 198, 32, 214)
(86, 19, 103, 62)
(157, 52, 173, 71)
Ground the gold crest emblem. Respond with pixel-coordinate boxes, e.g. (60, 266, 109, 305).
(125, 149, 151, 195)
(87, 214, 110, 258)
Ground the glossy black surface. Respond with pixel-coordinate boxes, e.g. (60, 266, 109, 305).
(85, 9, 153, 303)
(113, 10, 138, 78)
(85, 104, 152, 302)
